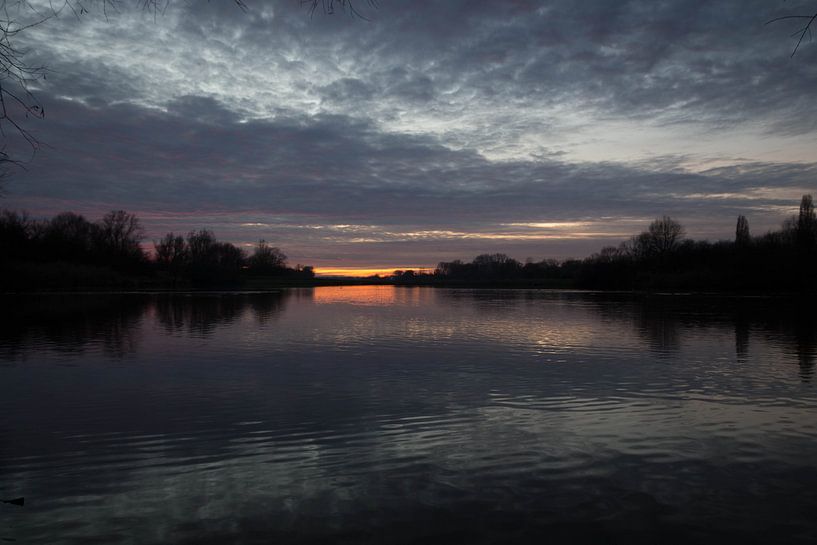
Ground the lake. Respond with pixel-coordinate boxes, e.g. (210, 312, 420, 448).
(2, 287, 817, 544)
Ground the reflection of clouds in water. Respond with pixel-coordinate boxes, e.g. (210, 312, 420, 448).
(7, 432, 330, 544)
(482, 392, 817, 465)
(2, 290, 816, 385)
(5, 289, 817, 543)
(303, 288, 639, 359)
(9, 396, 817, 544)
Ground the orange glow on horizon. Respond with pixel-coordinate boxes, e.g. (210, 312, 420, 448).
(315, 267, 433, 278)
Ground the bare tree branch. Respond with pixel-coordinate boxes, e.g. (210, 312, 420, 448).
(0, 1, 49, 166)
(766, 11, 817, 57)
(302, 0, 378, 19)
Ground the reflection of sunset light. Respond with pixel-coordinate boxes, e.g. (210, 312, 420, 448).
(309, 287, 635, 351)
(311, 285, 432, 306)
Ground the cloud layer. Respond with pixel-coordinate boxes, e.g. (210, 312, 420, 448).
(3, 0, 817, 268)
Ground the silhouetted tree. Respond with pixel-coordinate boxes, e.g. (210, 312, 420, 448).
(472, 253, 522, 278)
(797, 194, 816, 248)
(2, 208, 314, 289)
(435, 260, 464, 277)
(766, 8, 817, 56)
(0, 209, 32, 260)
(393, 269, 415, 281)
(632, 216, 685, 260)
(186, 229, 217, 264)
(296, 264, 315, 279)
(96, 210, 143, 262)
(736, 215, 751, 247)
(41, 211, 96, 261)
(155, 232, 187, 267)
(648, 216, 685, 254)
(433, 254, 526, 282)
(214, 241, 245, 271)
(248, 240, 287, 274)
(183, 229, 247, 284)
(792, 194, 817, 287)
(154, 232, 188, 285)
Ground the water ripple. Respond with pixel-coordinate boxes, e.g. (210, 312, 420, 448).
(3, 289, 817, 543)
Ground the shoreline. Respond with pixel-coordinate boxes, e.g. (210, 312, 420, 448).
(3, 283, 813, 299)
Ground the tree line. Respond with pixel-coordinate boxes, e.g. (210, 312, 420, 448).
(3, 195, 816, 291)
(398, 195, 817, 292)
(0, 209, 313, 289)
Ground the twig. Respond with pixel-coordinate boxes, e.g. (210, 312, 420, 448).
(766, 12, 817, 57)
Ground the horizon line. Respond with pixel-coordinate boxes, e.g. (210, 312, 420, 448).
(315, 267, 435, 278)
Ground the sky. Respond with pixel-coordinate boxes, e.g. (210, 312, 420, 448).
(2, 0, 817, 274)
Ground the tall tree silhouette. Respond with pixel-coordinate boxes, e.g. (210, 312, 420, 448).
(97, 210, 142, 257)
(632, 216, 685, 260)
(155, 232, 188, 285)
(736, 215, 751, 247)
(797, 194, 816, 248)
(155, 233, 187, 268)
(248, 240, 287, 274)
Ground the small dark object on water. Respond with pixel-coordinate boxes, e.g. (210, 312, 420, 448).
(1, 498, 23, 506)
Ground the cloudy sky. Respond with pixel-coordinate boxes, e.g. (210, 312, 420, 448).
(3, 0, 817, 274)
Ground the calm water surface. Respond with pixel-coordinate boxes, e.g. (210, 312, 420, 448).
(2, 287, 817, 544)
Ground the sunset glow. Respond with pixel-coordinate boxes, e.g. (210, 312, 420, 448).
(315, 267, 434, 278)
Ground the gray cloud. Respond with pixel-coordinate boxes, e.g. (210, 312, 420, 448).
(5, 93, 816, 267)
(3, 1, 816, 268)
(20, 1, 817, 133)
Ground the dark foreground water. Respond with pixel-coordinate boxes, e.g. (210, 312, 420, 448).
(2, 288, 817, 544)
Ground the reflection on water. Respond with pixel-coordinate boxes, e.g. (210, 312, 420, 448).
(310, 285, 432, 306)
(2, 288, 817, 544)
(153, 292, 292, 336)
(1, 294, 148, 360)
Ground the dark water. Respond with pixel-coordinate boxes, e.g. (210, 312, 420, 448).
(2, 288, 817, 544)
